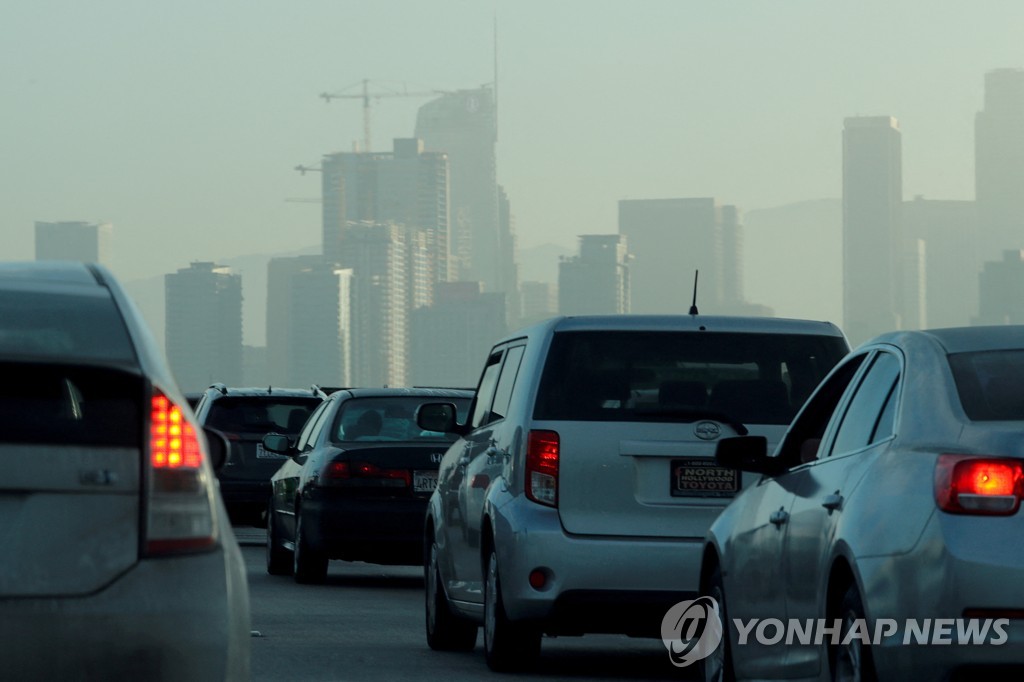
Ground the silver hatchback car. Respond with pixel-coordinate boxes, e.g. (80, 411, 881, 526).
(417, 314, 849, 671)
(703, 326, 1024, 681)
(0, 262, 250, 680)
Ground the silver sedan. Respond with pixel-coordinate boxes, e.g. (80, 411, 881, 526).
(700, 326, 1024, 681)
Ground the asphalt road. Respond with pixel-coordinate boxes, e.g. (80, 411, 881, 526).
(237, 530, 695, 682)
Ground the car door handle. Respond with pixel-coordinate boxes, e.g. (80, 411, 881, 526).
(769, 508, 789, 526)
(822, 491, 844, 512)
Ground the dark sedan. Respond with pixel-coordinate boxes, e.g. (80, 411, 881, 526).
(264, 387, 472, 583)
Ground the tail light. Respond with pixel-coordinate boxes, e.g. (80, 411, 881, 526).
(321, 460, 411, 487)
(935, 454, 1024, 516)
(145, 389, 217, 555)
(526, 430, 559, 507)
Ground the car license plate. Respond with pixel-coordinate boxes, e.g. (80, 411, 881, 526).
(414, 470, 438, 493)
(671, 458, 738, 498)
(255, 443, 284, 459)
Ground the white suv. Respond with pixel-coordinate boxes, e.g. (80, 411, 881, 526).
(417, 314, 849, 671)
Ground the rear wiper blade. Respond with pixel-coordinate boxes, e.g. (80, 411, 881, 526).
(632, 408, 749, 436)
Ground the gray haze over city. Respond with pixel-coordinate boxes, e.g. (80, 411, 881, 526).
(6, 1, 1024, 390)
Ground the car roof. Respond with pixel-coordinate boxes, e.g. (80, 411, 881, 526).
(337, 387, 474, 399)
(0, 261, 102, 289)
(918, 325, 1024, 354)
(204, 385, 324, 399)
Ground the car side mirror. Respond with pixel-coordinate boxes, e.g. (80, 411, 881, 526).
(715, 436, 784, 475)
(262, 433, 291, 455)
(203, 427, 230, 472)
(417, 402, 460, 434)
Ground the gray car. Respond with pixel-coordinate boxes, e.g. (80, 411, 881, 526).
(0, 262, 250, 680)
(417, 314, 849, 671)
(702, 326, 1024, 681)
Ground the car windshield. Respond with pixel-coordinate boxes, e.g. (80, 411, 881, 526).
(205, 396, 321, 434)
(534, 331, 849, 425)
(335, 396, 470, 442)
(949, 350, 1024, 421)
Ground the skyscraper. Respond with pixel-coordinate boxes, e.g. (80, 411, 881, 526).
(975, 68, 1024, 262)
(35, 221, 112, 264)
(975, 250, 1024, 325)
(842, 116, 903, 345)
(165, 262, 243, 391)
(558, 234, 630, 315)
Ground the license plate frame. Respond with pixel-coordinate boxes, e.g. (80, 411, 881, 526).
(413, 470, 438, 493)
(255, 442, 285, 460)
(670, 458, 739, 498)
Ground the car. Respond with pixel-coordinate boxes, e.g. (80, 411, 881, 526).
(263, 387, 473, 583)
(0, 261, 249, 680)
(701, 326, 1024, 681)
(193, 383, 325, 525)
(415, 314, 850, 670)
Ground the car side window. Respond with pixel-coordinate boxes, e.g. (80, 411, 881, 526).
(469, 350, 504, 430)
(829, 351, 901, 456)
(295, 401, 330, 452)
(870, 378, 899, 444)
(487, 345, 526, 424)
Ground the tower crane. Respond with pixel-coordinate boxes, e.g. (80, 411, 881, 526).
(319, 79, 453, 153)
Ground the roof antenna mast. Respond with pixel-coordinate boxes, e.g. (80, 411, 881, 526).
(689, 270, 699, 315)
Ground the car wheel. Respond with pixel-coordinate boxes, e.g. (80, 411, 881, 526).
(699, 565, 735, 682)
(293, 510, 328, 584)
(265, 501, 293, 576)
(425, 541, 478, 651)
(483, 549, 541, 671)
(831, 584, 878, 682)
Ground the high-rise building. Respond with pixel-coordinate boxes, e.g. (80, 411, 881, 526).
(321, 138, 450, 282)
(35, 221, 112, 264)
(975, 250, 1024, 325)
(337, 222, 408, 387)
(266, 256, 353, 388)
(842, 116, 904, 345)
(903, 197, 979, 329)
(409, 282, 507, 387)
(618, 198, 743, 314)
(975, 68, 1024, 262)
(519, 281, 558, 326)
(165, 262, 243, 392)
(558, 234, 630, 315)
(415, 88, 508, 290)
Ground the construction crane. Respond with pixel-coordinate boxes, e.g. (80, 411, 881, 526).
(319, 79, 452, 153)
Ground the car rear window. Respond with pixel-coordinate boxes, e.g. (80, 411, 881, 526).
(533, 331, 849, 424)
(335, 396, 471, 442)
(205, 397, 322, 434)
(0, 290, 136, 363)
(948, 350, 1024, 421)
(0, 362, 143, 446)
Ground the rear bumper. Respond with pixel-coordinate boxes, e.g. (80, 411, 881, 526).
(492, 495, 702, 635)
(303, 493, 429, 565)
(0, 538, 250, 681)
(218, 478, 272, 506)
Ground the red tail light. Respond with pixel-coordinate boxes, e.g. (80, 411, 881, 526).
(321, 460, 410, 486)
(526, 430, 559, 507)
(145, 388, 217, 555)
(935, 454, 1024, 515)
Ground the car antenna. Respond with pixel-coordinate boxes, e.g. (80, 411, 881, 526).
(689, 270, 699, 315)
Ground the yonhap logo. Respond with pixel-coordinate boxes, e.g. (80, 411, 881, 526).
(660, 596, 723, 667)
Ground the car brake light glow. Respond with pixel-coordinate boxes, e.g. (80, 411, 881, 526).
(526, 430, 559, 507)
(321, 460, 410, 486)
(145, 388, 217, 556)
(935, 454, 1024, 515)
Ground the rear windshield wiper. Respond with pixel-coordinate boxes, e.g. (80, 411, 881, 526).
(632, 408, 749, 436)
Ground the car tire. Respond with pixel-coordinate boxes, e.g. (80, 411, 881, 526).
(483, 550, 541, 672)
(699, 565, 736, 682)
(831, 584, 878, 682)
(265, 501, 293, 576)
(293, 510, 328, 584)
(425, 541, 478, 651)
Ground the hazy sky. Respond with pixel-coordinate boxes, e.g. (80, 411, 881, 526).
(5, 1, 1023, 286)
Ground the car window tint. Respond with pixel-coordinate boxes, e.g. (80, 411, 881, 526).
(335, 396, 471, 442)
(949, 350, 1024, 421)
(206, 397, 321, 434)
(0, 362, 143, 447)
(0, 290, 136, 363)
(469, 351, 504, 429)
(296, 400, 330, 451)
(487, 345, 526, 424)
(533, 331, 848, 424)
(830, 352, 901, 456)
